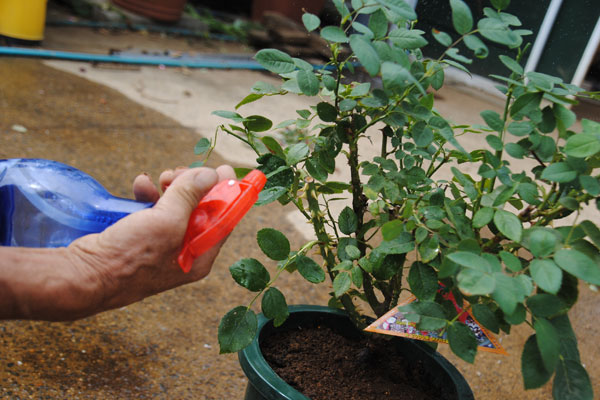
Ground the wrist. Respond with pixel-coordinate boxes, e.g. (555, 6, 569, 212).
(0, 246, 103, 320)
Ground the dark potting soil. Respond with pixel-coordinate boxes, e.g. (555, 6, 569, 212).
(261, 323, 458, 400)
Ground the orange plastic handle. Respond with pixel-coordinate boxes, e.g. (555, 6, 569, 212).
(177, 170, 267, 273)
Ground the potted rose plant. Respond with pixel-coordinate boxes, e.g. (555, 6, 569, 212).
(194, 0, 599, 399)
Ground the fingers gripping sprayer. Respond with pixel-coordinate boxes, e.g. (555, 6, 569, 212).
(0, 159, 266, 273)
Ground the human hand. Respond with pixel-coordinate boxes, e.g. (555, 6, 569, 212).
(61, 165, 235, 319)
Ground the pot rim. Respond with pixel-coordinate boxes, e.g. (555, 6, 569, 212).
(238, 304, 474, 400)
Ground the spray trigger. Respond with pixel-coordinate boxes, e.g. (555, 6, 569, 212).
(177, 169, 266, 273)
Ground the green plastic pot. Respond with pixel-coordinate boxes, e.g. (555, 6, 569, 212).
(238, 305, 474, 400)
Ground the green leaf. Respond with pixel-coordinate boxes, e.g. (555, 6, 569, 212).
(333, 272, 352, 297)
(236, 93, 265, 109)
(504, 303, 526, 325)
(305, 159, 328, 182)
(351, 265, 363, 288)
(446, 48, 472, 64)
(316, 101, 337, 122)
(349, 34, 380, 76)
(432, 29, 452, 46)
(530, 259, 563, 294)
(471, 303, 500, 333)
(506, 121, 533, 136)
(457, 268, 495, 295)
(260, 136, 285, 159)
(212, 110, 244, 122)
(492, 273, 520, 315)
(402, 301, 447, 330)
(449, 0, 473, 35)
(339, 206, 359, 235)
(478, 17, 521, 47)
(261, 287, 289, 327)
(244, 115, 273, 132)
(339, 98, 357, 112)
(534, 318, 560, 372)
(229, 258, 270, 292)
(296, 255, 325, 283)
(526, 294, 566, 318)
(419, 236, 440, 263)
(447, 322, 478, 363)
(550, 314, 580, 362)
(553, 359, 594, 400)
(564, 133, 600, 158)
(381, 61, 425, 95)
(510, 92, 543, 119)
(255, 49, 296, 74)
(286, 142, 310, 165)
(499, 54, 523, 75)
(464, 34, 488, 58)
(369, 9, 388, 39)
(442, 59, 472, 75)
(218, 306, 257, 353)
(472, 207, 494, 228)
(408, 262, 438, 301)
(194, 137, 211, 155)
(580, 220, 600, 249)
(522, 334, 553, 389)
(493, 209, 522, 242)
(302, 13, 320, 32)
(381, 219, 403, 241)
(333, 260, 353, 272)
(320, 26, 349, 43)
(499, 250, 522, 271)
(351, 82, 371, 97)
(257, 228, 290, 261)
(554, 104, 577, 136)
(517, 182, 540, 205)
(297, 70, 320, 96)
(486, 134, 503, 151)
(580, 175, 600, 196)
(480, 109, 504, 132)
(372, 253, 404, 280)
(345, 245, 361, 260)
(374, 233, 414, 256)
(447, 251, 492, 272)
(529, 228, 558, 257)
(388, 28, 428, 49)
(490, 0, 510, 11)
(256, 186, 287, 206)
(541, 162, 577, 183)
(322, 75, 337, 91)
(251, 81, 278, 94)
(412, 122, 434, 147)
(554, 249, 600, 285)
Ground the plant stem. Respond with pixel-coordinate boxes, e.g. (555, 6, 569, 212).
(306, 181, 365, 327)
(246, 240, 318, 309)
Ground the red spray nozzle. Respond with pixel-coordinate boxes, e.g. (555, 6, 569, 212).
(177, 170, 267, 273)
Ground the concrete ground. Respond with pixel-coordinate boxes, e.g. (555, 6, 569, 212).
(0, 21, 598, 399)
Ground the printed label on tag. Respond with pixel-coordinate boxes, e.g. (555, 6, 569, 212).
(365, 286, 507, 355)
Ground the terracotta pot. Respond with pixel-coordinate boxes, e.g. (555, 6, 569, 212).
(238, 305, 474, 400)
(111, 0, 187, 23)
(251, 0, 326, 23)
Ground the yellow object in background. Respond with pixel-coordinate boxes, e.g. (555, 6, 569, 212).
(0, 0, 48, 41)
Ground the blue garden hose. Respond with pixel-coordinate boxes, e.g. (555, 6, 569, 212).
(0, 46, 268, 69)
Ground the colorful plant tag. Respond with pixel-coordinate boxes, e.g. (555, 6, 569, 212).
(365, 286, 507, 355)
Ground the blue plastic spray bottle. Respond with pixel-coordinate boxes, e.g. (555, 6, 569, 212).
(0, 158, 267, 272)
(0, 158, 153, 248)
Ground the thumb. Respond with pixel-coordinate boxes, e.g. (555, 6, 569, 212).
(153, 168, 218, 222)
